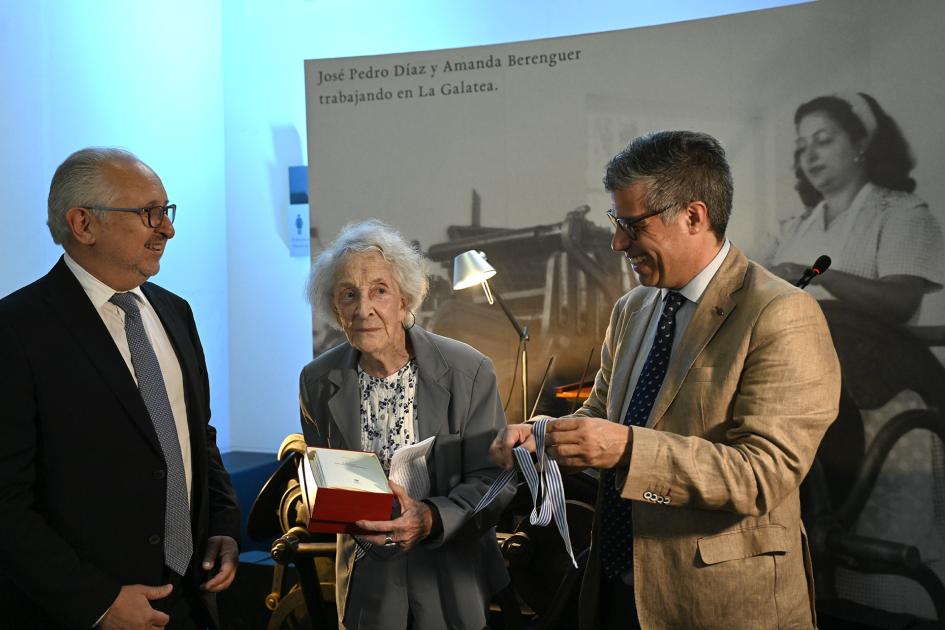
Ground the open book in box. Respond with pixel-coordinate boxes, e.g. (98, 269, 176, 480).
(298, 447, 394, 534)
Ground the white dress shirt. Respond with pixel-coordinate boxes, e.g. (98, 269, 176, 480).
(63, 253, 193, 502)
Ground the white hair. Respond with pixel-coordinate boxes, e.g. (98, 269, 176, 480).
(307, 219, 430, 329)
(46, 147, 152, 245)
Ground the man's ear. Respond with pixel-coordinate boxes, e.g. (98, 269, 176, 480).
(685, 201, 710, 235)
(64, 207, 97, 245)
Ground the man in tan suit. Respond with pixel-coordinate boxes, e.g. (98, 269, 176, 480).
(491, 130, 840, 629)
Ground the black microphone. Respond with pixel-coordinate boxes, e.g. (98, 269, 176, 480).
(795, 255, 831, 289)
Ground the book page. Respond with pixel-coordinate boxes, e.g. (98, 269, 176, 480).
(389, 435, 436, 500)
(309, 448, 391, 494)
(298, 458, 314, 518)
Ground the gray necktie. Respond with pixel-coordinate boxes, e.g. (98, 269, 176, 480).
(110, 292, 193, 576)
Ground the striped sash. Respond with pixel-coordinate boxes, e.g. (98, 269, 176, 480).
(474, 416, 576, 567)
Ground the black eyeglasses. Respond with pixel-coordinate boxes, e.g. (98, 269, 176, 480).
(84, 203, 176, 228)
(605, 203, 677, 240)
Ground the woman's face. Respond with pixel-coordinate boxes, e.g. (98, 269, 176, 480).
(332, 251, 407, 358)
(795, 111, 866, 195)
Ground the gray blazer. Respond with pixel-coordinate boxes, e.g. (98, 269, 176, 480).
(299, 325, 514, 629)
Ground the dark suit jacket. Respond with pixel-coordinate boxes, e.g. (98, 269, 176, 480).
(0, 258, 240, 629)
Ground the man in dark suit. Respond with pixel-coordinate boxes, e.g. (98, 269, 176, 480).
(0, 148, 240, 629)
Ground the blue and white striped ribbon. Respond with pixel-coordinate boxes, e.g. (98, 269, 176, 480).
(474, 416, 576, 567)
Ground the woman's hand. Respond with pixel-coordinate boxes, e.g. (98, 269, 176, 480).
(354, 481, 433, 551)
(488, 423, 536, 470)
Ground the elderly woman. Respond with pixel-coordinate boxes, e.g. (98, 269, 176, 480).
(768, 92, 943, 323)
(298, 219, 513, 630)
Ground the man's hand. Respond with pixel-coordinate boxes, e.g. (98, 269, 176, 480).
(488, 423, 536, 470)
(200, 535, 239, 592)
(100, 584, 172, 629)
(545, 417, 632, 469)
(354, 481, 432, 551)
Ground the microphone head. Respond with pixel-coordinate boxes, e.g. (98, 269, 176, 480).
(812, 255, 831, 274)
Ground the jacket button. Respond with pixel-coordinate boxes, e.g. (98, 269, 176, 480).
(643, 491, 654, 501)
(149, 535, 161, 545)
(153, 469, 166, 480)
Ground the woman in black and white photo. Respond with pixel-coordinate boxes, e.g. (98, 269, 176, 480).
(767, 92, 943, 322)
(768, 92, 945, 617)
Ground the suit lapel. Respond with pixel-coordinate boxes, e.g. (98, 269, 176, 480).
(44, 259, 162, 455)
(409, 327, 451, 438)
(326, 344, 363, 450)
(610, 291, 660, 423)
(649, 247, 747, 429)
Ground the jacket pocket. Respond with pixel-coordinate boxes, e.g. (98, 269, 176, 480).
(697, 524, 789, 565)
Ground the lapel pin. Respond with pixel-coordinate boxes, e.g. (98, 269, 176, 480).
(713, 306, 725, 317)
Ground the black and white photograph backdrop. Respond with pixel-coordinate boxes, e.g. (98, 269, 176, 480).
(305, 0, 945, 617)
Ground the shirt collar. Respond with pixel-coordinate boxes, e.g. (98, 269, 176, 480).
(661, 239, 731, 305)
(62, 252, 147, 309)
(801, 181, 875, 233)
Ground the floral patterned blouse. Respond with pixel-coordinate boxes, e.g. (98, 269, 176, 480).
(358, 359, 419, 472)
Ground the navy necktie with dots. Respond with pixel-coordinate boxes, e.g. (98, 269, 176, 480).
(110, 292, 193, 576)
(599, 291, 685, 580)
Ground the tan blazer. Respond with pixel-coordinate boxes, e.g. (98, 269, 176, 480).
(299, 325, 513, 629)
(576, 246, 841, 629)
